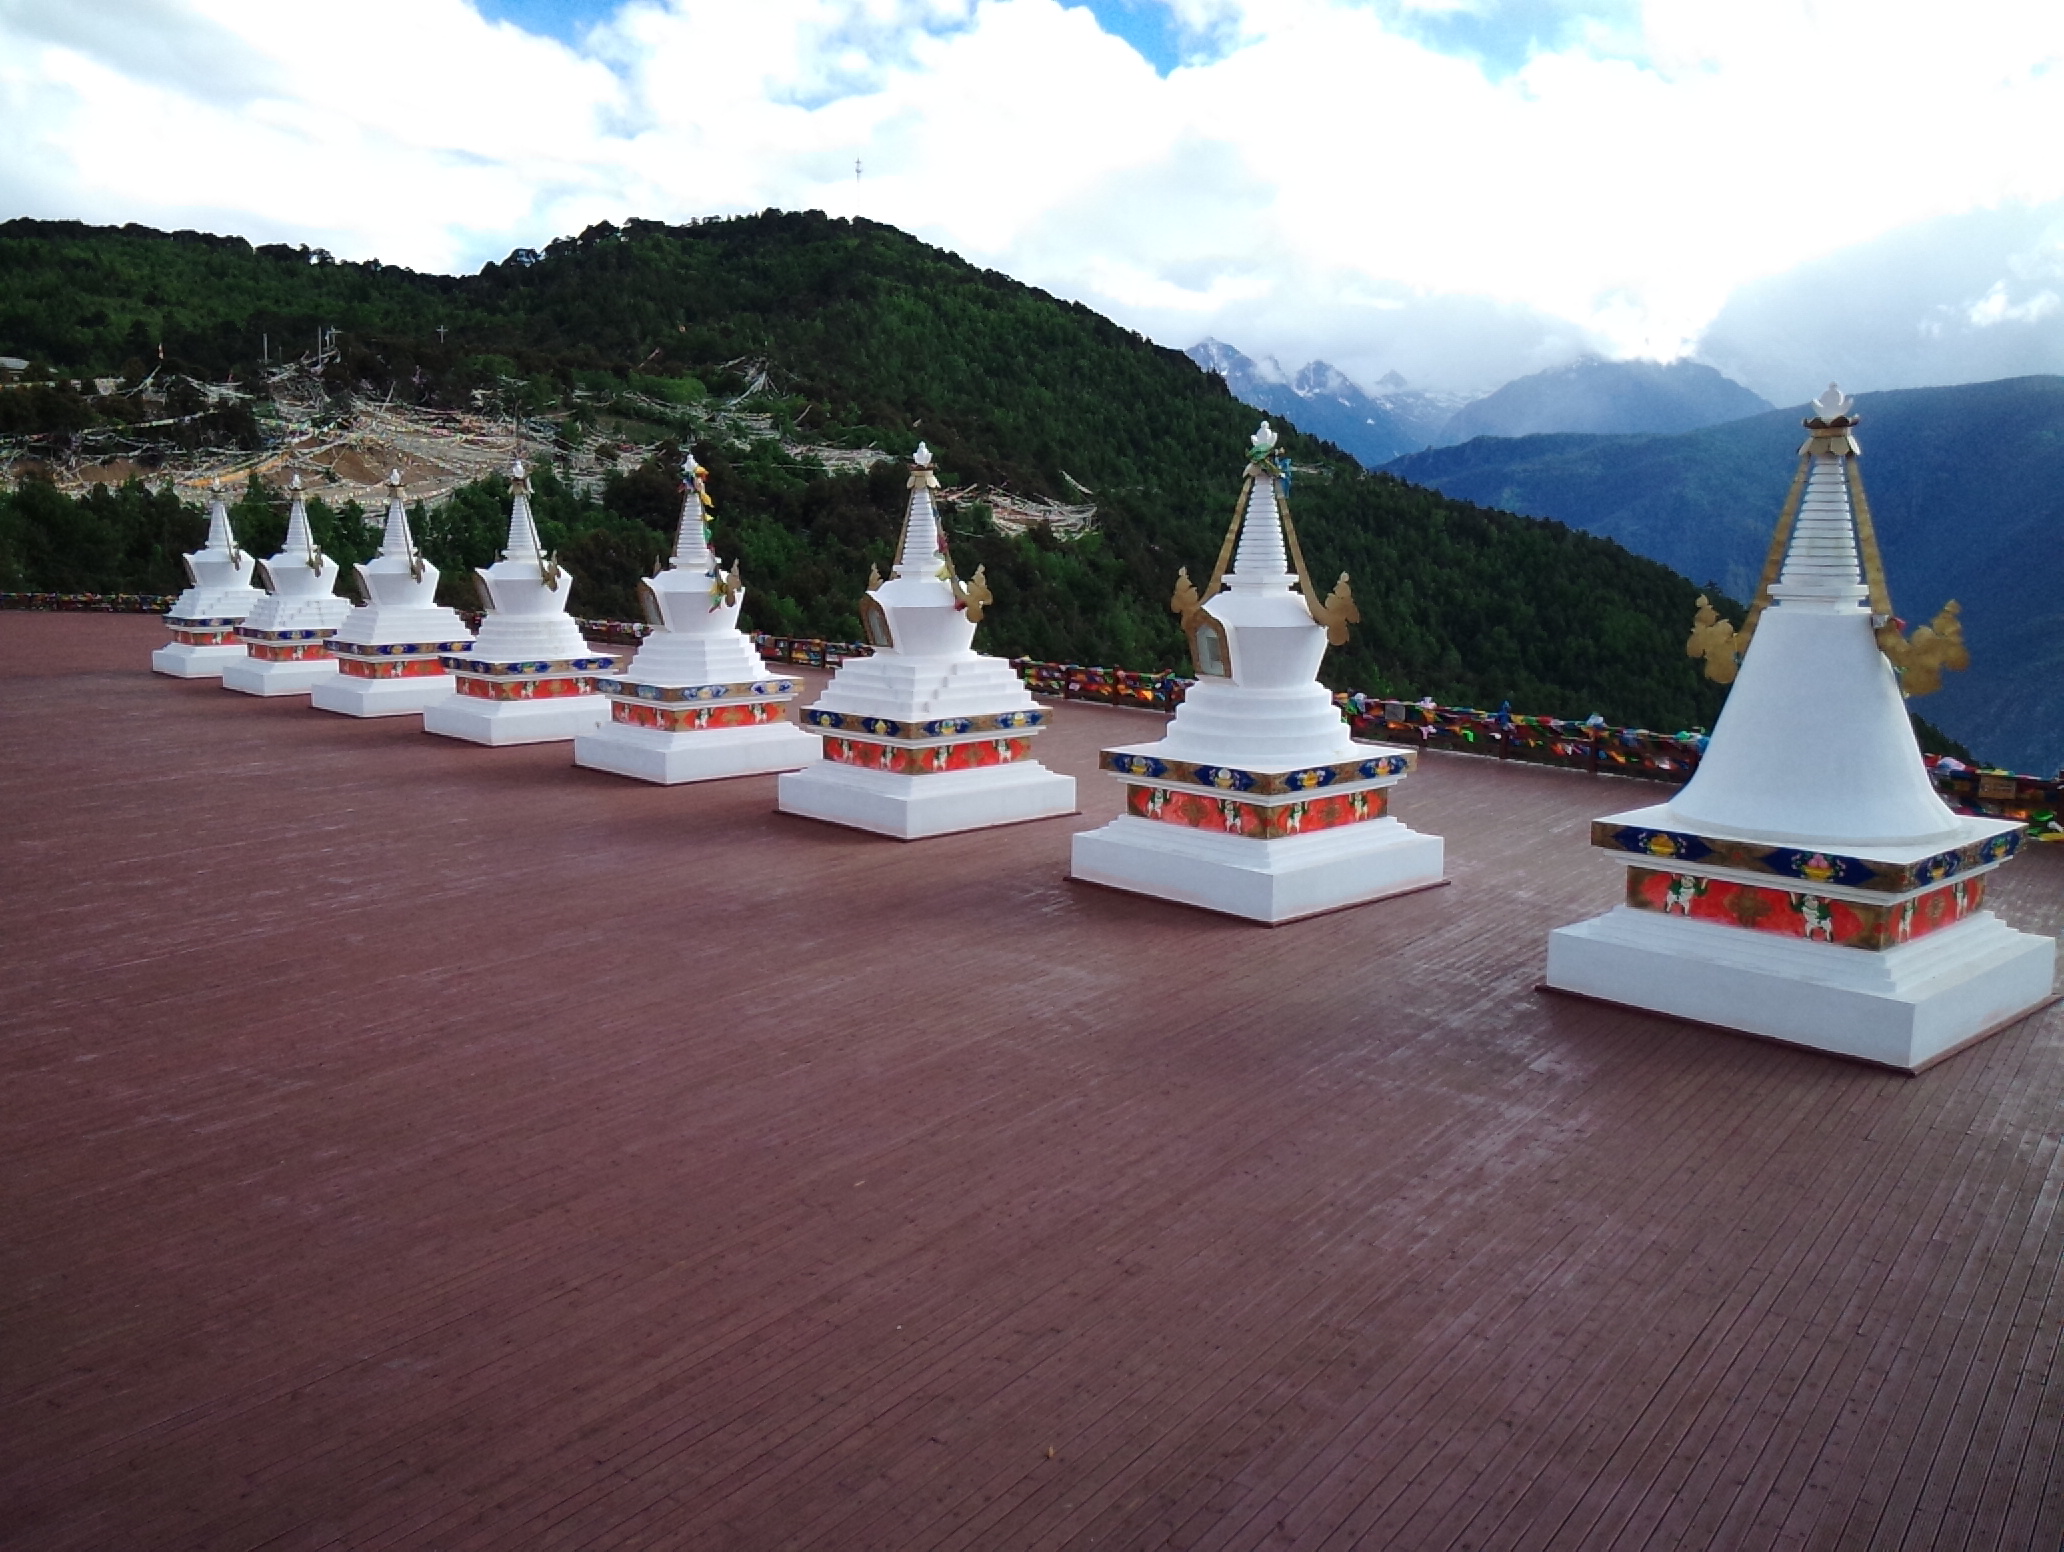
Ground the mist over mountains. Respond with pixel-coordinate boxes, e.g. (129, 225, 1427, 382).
(1382, 376, 2064, 776)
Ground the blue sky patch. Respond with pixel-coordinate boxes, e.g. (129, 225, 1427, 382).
(473, 0, 619, 46)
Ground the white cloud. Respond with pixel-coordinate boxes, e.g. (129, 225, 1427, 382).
(2, 0, 2063, 391)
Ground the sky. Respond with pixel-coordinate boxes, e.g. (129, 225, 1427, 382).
(1, 0, 2061, 398)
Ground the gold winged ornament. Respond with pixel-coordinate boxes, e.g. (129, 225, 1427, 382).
(951, 564, 992, 623)
(1686, 385, 1967, 698)
(1685, 596, 1742, 684)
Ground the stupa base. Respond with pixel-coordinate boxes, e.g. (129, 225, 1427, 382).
(1544, 906, 2058, 1071)
(575, 719, 821, 785)
(152, 642, 246, 678)
(1070, 813, 1445, 924)
(422, 693, 610, 746)
(310, 673, 458, 718)
(778, 758, 1075, 839)
(220, 656, 339, 696)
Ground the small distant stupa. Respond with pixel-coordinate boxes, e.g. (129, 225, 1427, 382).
(311, 471, 474, 717)
(221, 475, 351, 696)
(423, 460, 616, 745)
(575, 453, 818, 783)
(776, 442, 1075, 838)
(1545, 385, 2054, 1070)
(152, 480, 264, 678)
(1071, 422, 1443, 922)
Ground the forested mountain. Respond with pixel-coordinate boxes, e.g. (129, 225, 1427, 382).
(1437, 358, 1772, 444)
(1384, 376, 2064, 773)
(0, 212, 1735, 728)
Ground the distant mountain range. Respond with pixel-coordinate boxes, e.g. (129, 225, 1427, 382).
(1189, 343, 1773, 463)
(1382, 375, 2064, 775)
(1186, 340, 1464, 465)
(1439, 357, 1773, 443)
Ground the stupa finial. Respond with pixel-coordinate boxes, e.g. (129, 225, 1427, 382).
(503, 457, 544, 563)
(283, 473, 323, 570)
(894, 441, 946, 579)
(203, 477, 239, 558)
(671, 455, 716, 573)
(1227, 429, 1295, 590)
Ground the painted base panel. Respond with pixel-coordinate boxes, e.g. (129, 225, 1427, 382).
(574, 720, 822, 785)
(1070, 813, 1445, 925)
(220, 656, 339, 696)
(421, 693, 610, 746)
(1544, 905, 2058, 1071)
(777, 759, 1076, 840)
(310, 673, 458, 718)
(151, 642, 246, 678)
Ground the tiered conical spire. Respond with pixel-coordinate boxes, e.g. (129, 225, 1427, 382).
(894, 443, 946, 578)
(377, 470, 416, 559)
(283, 475, 323, 569)
(670, 463, 717, 574)
(203, 480, 240, 556)
(503, 460, 544, 561)
(1227, 424, 1297, 591)
(1771, 385, 1868, 608)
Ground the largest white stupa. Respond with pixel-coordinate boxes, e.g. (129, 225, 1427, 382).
(1545, 386, 2055, 1070)
(1070, 422, 1443, 922)
(152, 481, 264, 677)
(776, 443, 1075, 838)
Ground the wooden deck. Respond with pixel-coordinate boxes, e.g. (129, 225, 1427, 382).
(4, 610, 2063, 1552)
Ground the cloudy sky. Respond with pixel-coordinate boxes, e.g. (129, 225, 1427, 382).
(3, 0, 2061, 398)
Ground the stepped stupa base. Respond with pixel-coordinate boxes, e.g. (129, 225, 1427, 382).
(778, 759, 1076, 840)
(221, 655, 339, 696)
(311, 672, 459, 718)
(1071, 813, 1445, 924)
(575, 719, 821, 785)
(1545, 907, 2058, 1071)
(423, 692, 610, 746)
(152, 641, 246, 678)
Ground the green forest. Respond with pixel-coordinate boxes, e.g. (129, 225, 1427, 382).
(0, 212, 1735, 729)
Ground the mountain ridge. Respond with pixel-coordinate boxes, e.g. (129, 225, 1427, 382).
(1382, 375, 2064, 773)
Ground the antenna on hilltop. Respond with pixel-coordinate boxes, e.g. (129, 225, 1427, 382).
(855, 158, 862, 184)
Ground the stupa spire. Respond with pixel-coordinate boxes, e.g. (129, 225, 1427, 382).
(1769, 385, 1868, 610)
(377, 470, 417, 560)
(671, 457, 716, 573)
(203, 479, 240, 557)
(283, 474, 322, 570)
(894, 443, 946, 578)
(1226, 423, 1296, 590)
(503, 459, 543, 562)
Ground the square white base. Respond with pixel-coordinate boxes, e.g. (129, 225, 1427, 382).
(220, 656, 339, 696)
(1070, 814, 1446, 924)
(777, 759, 1076, 839)
(1544, 906, 2059, 1071)
(310, 673, 457, 718)
(421, 693, 610, 746)
(152, 642, 246, 678)
(574, 719, 822, 784)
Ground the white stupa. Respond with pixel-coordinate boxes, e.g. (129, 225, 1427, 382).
(1071, 422, 1443, 922)
(574, 456, 819, 783)
(1546, 385, 2055, 1070)
(776, 442, 1075, 838)
(152, 480, 264, 677)
(422, 459, 616, 745)
(221, 475, 351, 696)
(311, 471, 474, 717)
